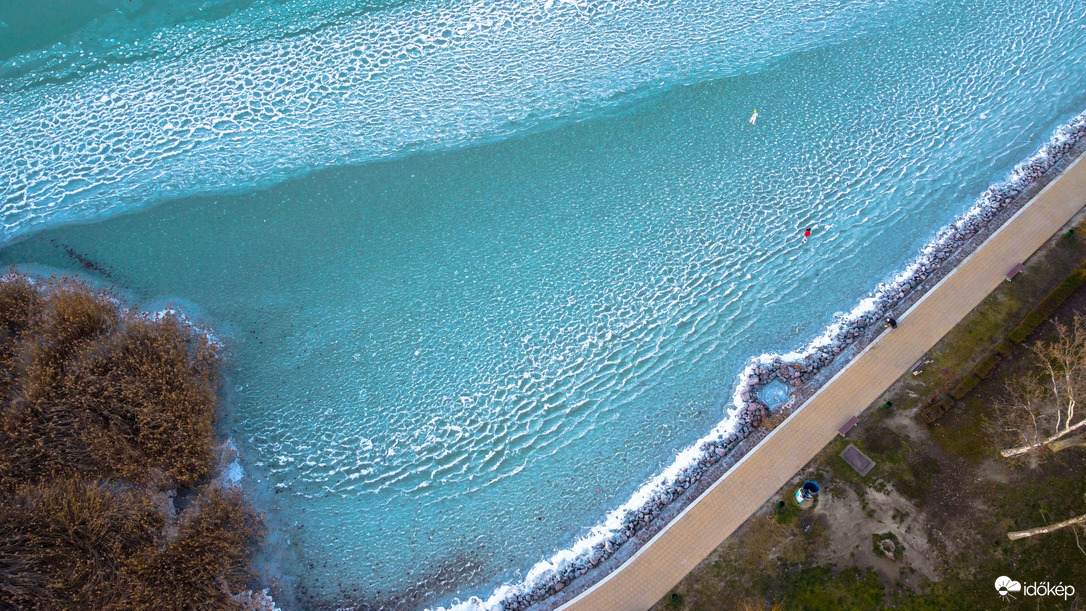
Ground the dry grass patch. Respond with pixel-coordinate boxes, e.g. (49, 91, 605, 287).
(0, 273, 263, 610)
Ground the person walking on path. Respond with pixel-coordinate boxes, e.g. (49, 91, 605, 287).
(884, 316, 898, 329)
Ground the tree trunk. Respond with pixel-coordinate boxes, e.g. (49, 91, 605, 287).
(1007, 513, 1086, 541)
(1048, 433, 1086, 453)
(1001, 418, 1086, 457)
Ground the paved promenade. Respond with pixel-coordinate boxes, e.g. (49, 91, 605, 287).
(560, 153, 1086, 611)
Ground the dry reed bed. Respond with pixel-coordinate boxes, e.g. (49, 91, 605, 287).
(0, 273, 265, 610)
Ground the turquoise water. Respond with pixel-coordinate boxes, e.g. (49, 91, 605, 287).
(3, 0, 1086, 608)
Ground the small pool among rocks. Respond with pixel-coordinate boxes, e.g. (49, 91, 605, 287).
(757, 379, 792, 410)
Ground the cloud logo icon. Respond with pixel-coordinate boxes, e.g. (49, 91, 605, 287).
(995, 576, 1022, 597)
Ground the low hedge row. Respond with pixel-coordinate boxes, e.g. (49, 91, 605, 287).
(1007, 263, 1086, 344)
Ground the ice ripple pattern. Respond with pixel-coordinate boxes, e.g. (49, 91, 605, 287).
(218, 0, 1086, 602)
(464, 108, 1086, 611)
(0, 0, 900, 237)
(3, 0, 1086, 607)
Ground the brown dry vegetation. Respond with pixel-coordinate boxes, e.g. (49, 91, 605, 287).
(0, 274, 262, 610)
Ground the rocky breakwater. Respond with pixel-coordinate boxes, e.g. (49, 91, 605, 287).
(455, 109, 1086, 611)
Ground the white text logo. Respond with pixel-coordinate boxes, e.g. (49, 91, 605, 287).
(996, 576, 1075, 601)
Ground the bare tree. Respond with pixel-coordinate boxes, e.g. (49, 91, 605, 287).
(1007, 512, 1086, 541)
(1006, 491, 1086, 548)
(992, 315, 1086, 458)
(993, 315, 1086, 543)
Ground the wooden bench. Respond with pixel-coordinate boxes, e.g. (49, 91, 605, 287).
(911, 357, 932, 376)
(1006, 263, 1025, 281)
(837, 415, 859, 437)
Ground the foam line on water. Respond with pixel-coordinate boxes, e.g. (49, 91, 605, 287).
(439, 108, 1086, 610)
(0, 0, 905, 239)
